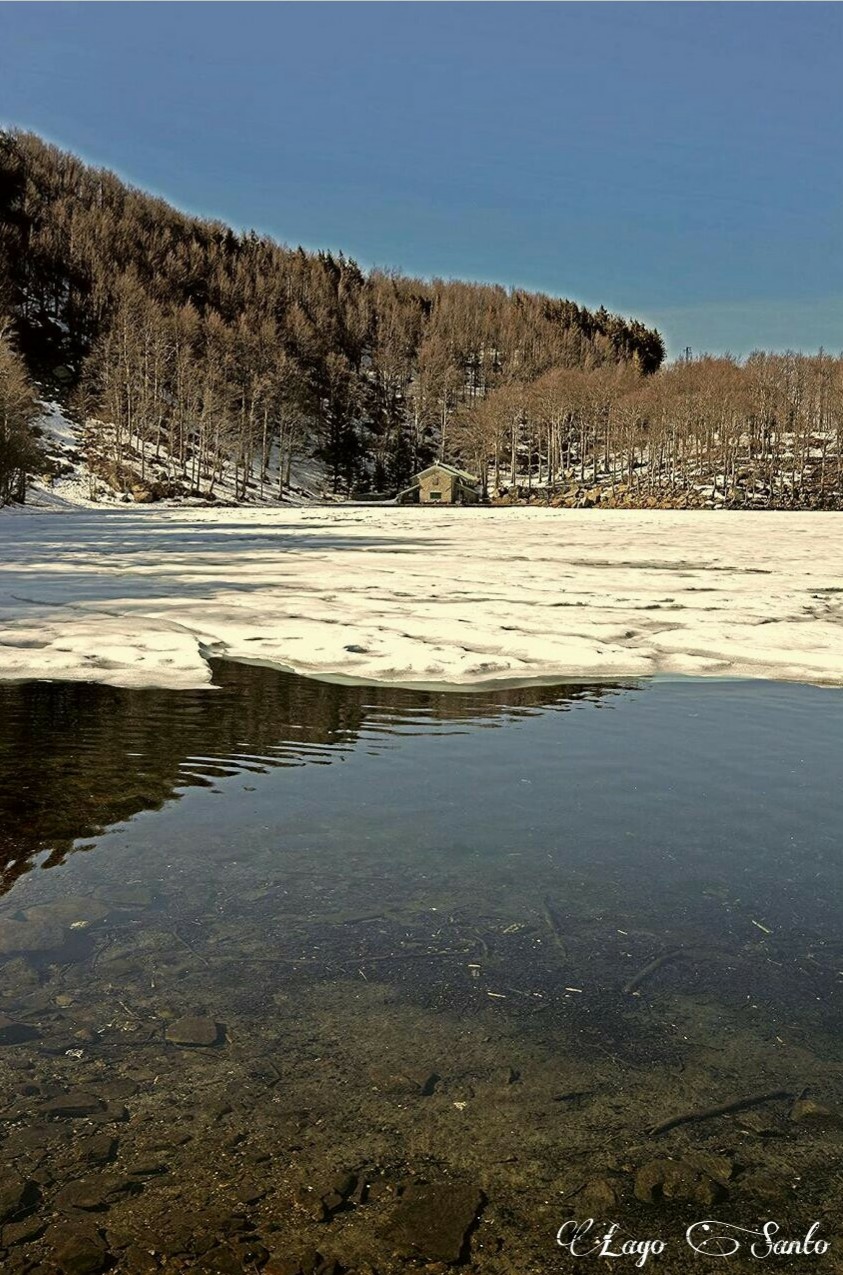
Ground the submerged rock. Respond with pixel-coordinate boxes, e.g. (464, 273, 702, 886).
(26, 897, 109, 927)
(78, 1135, 119, 1167)
(1, 1213, 45, 1246)
(43, 1091, 105, 1119)
(578, 1176, 621, 1212)
(196, 1244, 243, 1274)
(0, 1013, 39, 1046)
(681, 1151, 735, 1186)
(94, 884, 154, 908)
(126, 1160, 168, 1179)
(370, 1065, 439, 1096)
(0, 913, 66, 954)
(0, 956, 40, 989)
(739, 1170, 793, 1203)
(265, 1251, 328, 1275)
(121, 1245, 161, 1273)
(54, 1178, 111, 1213)
(383, 1182, 484, 1263)
(99, 1080, 139, 1104)
(0, 897, 107, 956)
(734, 1111, 782, 1137)
(634, 1158, 726, 1207)
(165, 1016, 223, 1047)
(0, 1174, 37, 1224)
(49, 1226, 109, 1275)
(299, 1172, 358, 1222)
(790, 1097, 843, 1126)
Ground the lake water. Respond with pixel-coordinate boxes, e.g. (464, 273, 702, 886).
(1, 663, 842, 1272)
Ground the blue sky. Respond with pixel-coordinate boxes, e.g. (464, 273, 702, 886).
(1, 2, 840, 358)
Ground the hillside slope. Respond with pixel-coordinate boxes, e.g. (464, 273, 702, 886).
(28, 401, 329, 509)
(0, 129, 664, 503)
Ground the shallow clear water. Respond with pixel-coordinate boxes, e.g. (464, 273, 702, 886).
(0, 663, 842, 1272)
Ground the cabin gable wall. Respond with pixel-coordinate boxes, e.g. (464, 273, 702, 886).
(419, 470, 456, 503)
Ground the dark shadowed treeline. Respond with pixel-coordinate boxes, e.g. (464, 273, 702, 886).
(0, 130, 663, 500)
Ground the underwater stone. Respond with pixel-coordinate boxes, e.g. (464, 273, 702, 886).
(0, 1014, 39, 1046)
(54, 1177, 111, 1212)
(0, 914, 66, 954)
(195, 1244, 242, 1274)
(1, 1214, 45, 1246)
(264, 1251, 327, 1275)
(94, 884, 154, 908)
(43, 1091, 105, 1119)
(165, 1016, 223, 1047)
(120, 1245, 160, 1273)
(369, 1065, 439, 1095)
(634, 1159, 726, 1207)
(384, 1181, 484, 1263)
(739, 1171, 792, 1203)
(49, 1227, 109, 1275)
(25, 897, 109, 927)
(0, 1175, 36, 1224)
(790, 1097, 842, 1126)
(681, 1151, 735, 1186)
(578, 1176, 620, 1211)
(78, 1135, 119, 1166)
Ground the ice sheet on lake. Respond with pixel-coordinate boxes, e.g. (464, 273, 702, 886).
(1, 505, 842, 689)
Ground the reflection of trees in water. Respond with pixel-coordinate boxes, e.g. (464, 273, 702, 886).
(0, 660, 631, 893)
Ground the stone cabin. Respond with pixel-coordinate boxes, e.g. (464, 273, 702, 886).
(399, 463, 481, 505)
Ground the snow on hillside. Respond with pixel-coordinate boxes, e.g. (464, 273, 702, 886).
(2, 504, 843, 691)
(27, 401, 329, 509)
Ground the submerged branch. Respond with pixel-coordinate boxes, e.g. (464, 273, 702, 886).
(542, 896, 568, 960)
(623, 947, 687, 994)
(648, 1089, 796, 1137)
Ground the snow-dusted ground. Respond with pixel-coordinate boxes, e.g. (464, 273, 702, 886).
(29, 401, 328, 509)
(1, 505, 842, 691)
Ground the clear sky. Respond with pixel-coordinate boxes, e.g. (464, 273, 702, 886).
(1, 2, 840, 358)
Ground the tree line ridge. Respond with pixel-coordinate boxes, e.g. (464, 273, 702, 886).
(2, 130, 841, 511)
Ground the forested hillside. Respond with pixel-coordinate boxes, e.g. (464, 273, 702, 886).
(0, 130, 663, 503)
(457, 351, 843, 509)
(2, 131, 839, 513)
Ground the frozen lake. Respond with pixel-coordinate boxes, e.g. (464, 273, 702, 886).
(2, 505, 843, 688)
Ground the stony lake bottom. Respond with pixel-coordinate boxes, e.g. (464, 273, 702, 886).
(0, 663, 842, 1274)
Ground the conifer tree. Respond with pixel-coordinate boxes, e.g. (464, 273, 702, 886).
(0, 317, 40, 505)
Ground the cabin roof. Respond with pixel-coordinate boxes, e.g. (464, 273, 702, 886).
(415, 462, 479, 484)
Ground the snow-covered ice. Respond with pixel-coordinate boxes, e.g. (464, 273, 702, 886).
(1, 505, 842, 690)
